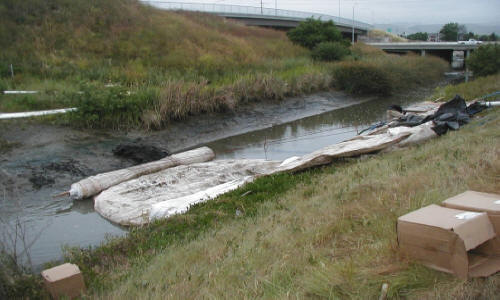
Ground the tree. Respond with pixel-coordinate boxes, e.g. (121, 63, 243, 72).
(439, 23, 467, 41)
(287, 18, 344, 49)
(463, 32, 476, 40)
(407, 32, 428, 41)
(478, 34, 490, 41)
(489, 32, 497, 41)
(467, 44, 500, 77)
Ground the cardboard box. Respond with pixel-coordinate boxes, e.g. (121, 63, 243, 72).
(442, 191, 500, 235)
(442, 191, 500, 256)
(397, 204, 500, 279)
(41, 263, 85, 299)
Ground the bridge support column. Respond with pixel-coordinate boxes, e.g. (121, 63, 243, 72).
(465, 50, 471, 82)
(420, 50, 426, 57)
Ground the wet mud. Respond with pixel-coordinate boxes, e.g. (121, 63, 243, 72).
(29, 159, 89, 189)
(112, 142, 170, 164)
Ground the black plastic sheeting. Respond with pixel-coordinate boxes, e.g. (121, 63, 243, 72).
(391, 95, 488, 135)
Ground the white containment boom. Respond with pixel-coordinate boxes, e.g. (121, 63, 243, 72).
(69, 146, 215, 200)
(95, 159, 280, 225)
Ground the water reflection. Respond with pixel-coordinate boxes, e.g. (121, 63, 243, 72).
(208, 92, 426, 161)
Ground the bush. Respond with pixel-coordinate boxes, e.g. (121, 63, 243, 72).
(287, 18, 343, 49)
(311, 42, 350, 61)
(407, 32, 428, 41)
(69, 84, 156, 129)
(467, 44, 500, 77)
(332, 61, 392, 95)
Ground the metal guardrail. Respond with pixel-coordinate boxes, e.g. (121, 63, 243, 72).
(141, 1, 372, 31)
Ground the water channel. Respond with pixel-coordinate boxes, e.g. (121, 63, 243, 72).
(0, 85, 440, 270)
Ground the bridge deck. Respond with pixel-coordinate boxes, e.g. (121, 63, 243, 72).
(141, 1, 371, 32)
(367, 42, 482, 51)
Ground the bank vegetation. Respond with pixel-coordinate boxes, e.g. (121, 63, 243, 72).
(1, 0, 448, 130)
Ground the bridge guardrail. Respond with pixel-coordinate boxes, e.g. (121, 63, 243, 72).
(141, 1, 372, 30)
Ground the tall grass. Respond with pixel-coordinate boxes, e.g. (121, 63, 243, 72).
(68, 66, 334, 130)
(364, 29, 408, 42)
(332, 43, 448, 95)
(431, 73, 500, 101)
(0, 0, 306, 84)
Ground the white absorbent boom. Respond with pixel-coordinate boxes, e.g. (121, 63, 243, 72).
(68, 146, 215, 200)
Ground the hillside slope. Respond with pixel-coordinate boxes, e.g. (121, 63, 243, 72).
(0, 0, 305, 84)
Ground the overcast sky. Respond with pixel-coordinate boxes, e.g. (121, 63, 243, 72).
(156, 0, 500, 25)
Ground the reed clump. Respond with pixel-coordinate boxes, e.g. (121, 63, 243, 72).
(332, 44, 448, 95)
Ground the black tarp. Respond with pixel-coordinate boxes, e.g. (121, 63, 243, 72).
(390, 95, 488, 135)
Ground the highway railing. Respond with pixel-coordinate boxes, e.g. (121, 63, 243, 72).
(141, 1, 372, 30)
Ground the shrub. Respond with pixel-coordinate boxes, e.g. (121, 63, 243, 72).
(287, 18, 343, 49)
(69, 84, 156, 129)
(311, 42, 350, 61)
(407, 32, 428, 41)
(332, 61, 392, 95)
(467, 44, 500, 77)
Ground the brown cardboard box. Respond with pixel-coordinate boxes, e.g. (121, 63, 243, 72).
(41, 263, 85, 299)
(442, 191, 500, 235)
(397, 204, 500, 279)
(442, 191, 500, 256)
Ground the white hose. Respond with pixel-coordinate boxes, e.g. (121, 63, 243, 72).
(482, 101, 500, 107)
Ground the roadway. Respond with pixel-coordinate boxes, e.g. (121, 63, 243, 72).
(141, 1, 371, 38)
(367, 42, 482, 51)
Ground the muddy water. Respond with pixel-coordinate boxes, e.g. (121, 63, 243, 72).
(0, 86, 437, 270)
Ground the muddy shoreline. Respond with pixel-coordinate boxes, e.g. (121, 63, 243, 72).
(0, 90, 371, 267)
(0, 85, 440, 268)
(0, 90, 370, 196)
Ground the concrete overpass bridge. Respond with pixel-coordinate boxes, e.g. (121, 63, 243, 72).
(142, 1, 372, 40)
(366, 42, 483, 63)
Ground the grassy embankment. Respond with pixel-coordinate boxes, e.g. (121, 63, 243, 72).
(41, 77, 496, 299)
(363, 29, 408, 42)
(432, 73, 500, 101)
(0, 0, 447, 129)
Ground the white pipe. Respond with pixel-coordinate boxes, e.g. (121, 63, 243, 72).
(0, 108, 76, 120)
(482, 101, 500, 107)
(3, 90, 38, 94)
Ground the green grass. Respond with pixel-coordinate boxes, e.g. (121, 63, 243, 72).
(431, 73, 500, 101)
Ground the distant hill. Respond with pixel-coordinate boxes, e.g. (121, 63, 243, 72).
(374, 23, 500, 35)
